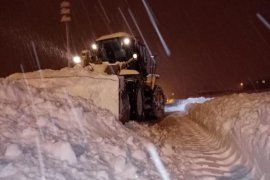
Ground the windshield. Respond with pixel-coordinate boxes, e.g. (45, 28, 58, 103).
(96, 38, 133, 63)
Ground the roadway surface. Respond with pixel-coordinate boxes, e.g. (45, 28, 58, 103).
(127, 113, 254, 179)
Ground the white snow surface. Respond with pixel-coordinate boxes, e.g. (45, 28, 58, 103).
(8, 66, 120, 118)
(0, 77, 159, 179)
(127, 93, 270, 179)
(2, 67, 270, 179)
(188, 93, 270, 178)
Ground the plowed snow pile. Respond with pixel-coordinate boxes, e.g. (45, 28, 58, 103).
(2, 66, 270, 179)
(8, 66, 120, 118)
(0, 72, 160, 179)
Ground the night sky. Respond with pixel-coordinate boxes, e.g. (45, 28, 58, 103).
(1, 0, 270, 98)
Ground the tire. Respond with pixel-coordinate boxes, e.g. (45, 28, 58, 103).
(152, 86, 165, 119)
(119, 90, 130, 123)
(135, 87, 145, 121)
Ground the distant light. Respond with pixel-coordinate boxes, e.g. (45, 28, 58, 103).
(72, 56, 81, 64)
(133, 53, 138, 59)
(166, 98, 175, 105)
(123, 37, 131, 45)
(240, 82, 244, 86)
(165, 97, 212, 113)
(262, 80, 266, 84)
(91, 43, 98, 50)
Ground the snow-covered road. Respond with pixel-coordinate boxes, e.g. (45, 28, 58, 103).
(127, 110, 266, 179)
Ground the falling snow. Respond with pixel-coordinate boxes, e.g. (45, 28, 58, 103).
(0, 76, 160, 180)
(0, 0, 270, 179)
(0, 67, 269, 179)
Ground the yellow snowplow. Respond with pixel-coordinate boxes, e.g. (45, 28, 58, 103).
(9, 32, 165, 123)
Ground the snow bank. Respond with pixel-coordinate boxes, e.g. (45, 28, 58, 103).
(7, 66, 120, 118)
(188, 93, 270, 178)
(128, 93, 270, 179)
(0, 79, 160, 179)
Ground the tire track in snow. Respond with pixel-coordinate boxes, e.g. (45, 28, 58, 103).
(127, 114, 258, 179)
(176, 120, 254, 179)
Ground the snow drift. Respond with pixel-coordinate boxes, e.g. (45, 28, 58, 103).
(188, 93, 270, 179)
(0, 77, 160, 179)
(127, 93, 270, 179)
(7, 66, 120, 118)
(3, 66, 270, 179)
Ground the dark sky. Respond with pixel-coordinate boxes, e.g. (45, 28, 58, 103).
(0, 0, 270, 98)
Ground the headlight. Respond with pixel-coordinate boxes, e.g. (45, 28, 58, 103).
(72, 56, 81, 64)
(132, 53, 138, 59)
(123, 37, 131, 46)
(91, 43, 98, 50)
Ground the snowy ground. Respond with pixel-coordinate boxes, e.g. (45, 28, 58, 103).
(0, 76, 160, 180)
(127, 93, 270, 179)
(1, 67, 270, 179)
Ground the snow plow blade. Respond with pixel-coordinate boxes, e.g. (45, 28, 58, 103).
(7, 67, 122, 120)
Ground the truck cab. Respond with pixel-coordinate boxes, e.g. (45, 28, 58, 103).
(89, 32, 149, 77)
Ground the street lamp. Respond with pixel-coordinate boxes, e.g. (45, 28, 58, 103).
(60, 0, 71, 67)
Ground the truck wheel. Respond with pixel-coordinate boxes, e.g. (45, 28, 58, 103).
(152, 86, 165, 119)
(119, 90, 130, 123)
(135, 87, 145, 121)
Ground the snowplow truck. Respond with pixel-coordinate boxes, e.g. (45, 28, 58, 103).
(8, 32, 165, 123)
(79, 32, 165, 122)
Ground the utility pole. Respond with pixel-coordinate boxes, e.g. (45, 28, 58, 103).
(60, 0, 71, 67)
